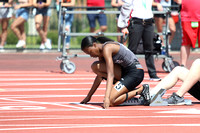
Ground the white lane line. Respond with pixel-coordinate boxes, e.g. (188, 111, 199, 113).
(1, 115, 200, 122)
(70, 102, 102, 109)
(0, 88, 106, 92)
(0, 98, 102, 110)
(0, 81, 183, 86)
(0, 94, 104, 99)
(0, 94, 193, 99)
(0, 106, 200, 113)
(0, 74, 96, 77)
(0, 78, 95, 81)
(0, 82, 102, 86)
(1, 124, 200, 131)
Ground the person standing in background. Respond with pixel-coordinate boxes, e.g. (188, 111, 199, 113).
(111, 0, 124, 43)
(86, 0, 107, 33)
(153, 0, 176, 51)
(33, 0, 52, 50)
(118, 0, 161, 81)
(11, 0, 32, 49)
(56, 0, 75, 53)
(174, 0, 200, 67)
(0, 0, 13, 52)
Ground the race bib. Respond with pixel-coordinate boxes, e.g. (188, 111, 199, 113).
(114, 82, 124, 92)
(191, 22, 199, 28)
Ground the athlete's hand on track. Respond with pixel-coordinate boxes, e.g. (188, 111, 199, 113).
(80, 96, 91, 104)
(103, 97, 110, 109)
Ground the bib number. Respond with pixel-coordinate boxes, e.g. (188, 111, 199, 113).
(114, 82, 124, 92)
(191, 22, 199, 28)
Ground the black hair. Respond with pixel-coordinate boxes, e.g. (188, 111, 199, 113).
(96, 36, 114, 43)
(81, 36, 114, 50)
(81, 36, 97, 50)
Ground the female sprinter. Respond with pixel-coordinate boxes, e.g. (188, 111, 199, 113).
(80, 36, 150, 109)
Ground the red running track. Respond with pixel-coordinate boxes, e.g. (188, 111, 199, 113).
(0, 52, 200, 133)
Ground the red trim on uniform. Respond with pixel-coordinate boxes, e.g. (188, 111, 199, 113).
(127, 9, 133, 27)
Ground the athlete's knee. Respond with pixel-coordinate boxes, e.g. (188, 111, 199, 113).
(193, 59, 200, 67)
(35, 23, 41, 31)
(91, 61, 100, 73)
(10, 23, 16, 31)
(100, 26, 107, 32)
(173, 66, 185, 73)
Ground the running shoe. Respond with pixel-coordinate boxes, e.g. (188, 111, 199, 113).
(165, 92, 185, 105)
(39, 44, 45, 50)
(45, 39, 52, 50)
(140, 84, 151, 106)
(16, 40, 26, 48)
(0, 46, 5, 52)
(150, 75, 161, 81)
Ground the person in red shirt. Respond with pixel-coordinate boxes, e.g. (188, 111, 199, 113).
(174, 0, 200, 67)
(86, 0, 107, 33)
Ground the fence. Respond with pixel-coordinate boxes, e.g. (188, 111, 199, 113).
(4, 5, 181, 50)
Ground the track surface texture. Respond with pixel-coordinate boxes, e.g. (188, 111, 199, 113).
(0, 51, 200, 133)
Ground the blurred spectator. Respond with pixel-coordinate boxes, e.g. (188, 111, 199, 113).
(33, 0, 52, 50)
(0, 0, 13, 52)
(111, 0, 124, 43)
(174, 0, 200, 66)
(153, 0, 176, 51)
(86, 0, 107, 33)
(11, 0, 32, 49)
(56, 0, 75, 53)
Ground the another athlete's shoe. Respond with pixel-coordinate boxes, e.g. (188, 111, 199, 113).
(140, 84, 151, 106)
(165, 92, 185, 105)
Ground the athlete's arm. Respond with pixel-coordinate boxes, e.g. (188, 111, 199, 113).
(102, 44, 115, 109)
(80, 75, 102, 104)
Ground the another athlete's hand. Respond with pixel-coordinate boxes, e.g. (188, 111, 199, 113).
(80, 96, 91, 104)
(103, 97, 110, 109)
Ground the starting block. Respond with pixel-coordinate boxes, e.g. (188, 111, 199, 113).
(150, 89, 193, 106)
(150, 89, 168, 106)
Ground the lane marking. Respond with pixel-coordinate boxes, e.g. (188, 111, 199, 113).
(1, 115, 200, 122)
(0, 88, 105, 92)
(1, 124, 200, 130)
(0, 98, 103, 110)
(0, 106, 46, 110)
(0, 94, 104, 99)
(0, 94, 193, 99)
(0, 78, 95, 81)
(158, 108, 200, 114)
(0, 82, 102, 86)
(70, 102, 102, 110)
(0, 81, 183, 86)
(0, 89, 5, 91)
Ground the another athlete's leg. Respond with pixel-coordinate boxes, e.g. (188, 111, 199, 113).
(150, 66, 189, 96)
(176, 59, 200, 97)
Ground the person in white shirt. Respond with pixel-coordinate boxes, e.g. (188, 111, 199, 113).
(118, 0, 161, 81)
